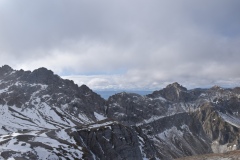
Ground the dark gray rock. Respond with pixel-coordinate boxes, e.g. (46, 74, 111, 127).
(0, 65, 13, 77)
(106, 92, 168, 125)
(75, 121, 143, 160)
(147, 82, 198, 102)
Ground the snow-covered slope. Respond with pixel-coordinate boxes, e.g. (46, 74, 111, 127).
(0, 65, 106, 134)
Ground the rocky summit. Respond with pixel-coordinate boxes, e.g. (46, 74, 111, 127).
(1, 65, 240, 159)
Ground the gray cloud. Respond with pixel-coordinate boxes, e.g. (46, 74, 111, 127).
(1, 0, 240, 89)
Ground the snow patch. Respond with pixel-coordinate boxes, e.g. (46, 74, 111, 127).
(94, 112, 106, 121)
(55, 129, 75, 144)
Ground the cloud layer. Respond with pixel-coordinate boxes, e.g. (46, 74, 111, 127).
(1, 0, 240, 90)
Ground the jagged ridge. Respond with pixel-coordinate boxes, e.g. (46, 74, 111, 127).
(1, 65, 240, 159)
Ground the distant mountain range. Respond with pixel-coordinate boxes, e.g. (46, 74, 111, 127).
(95, 90, 153, 99)
(1, 65, 240, 159)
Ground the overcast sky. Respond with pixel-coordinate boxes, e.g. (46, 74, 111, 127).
(1, 0, 240, 90)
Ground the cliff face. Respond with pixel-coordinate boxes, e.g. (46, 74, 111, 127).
(1, 65, 240, 159)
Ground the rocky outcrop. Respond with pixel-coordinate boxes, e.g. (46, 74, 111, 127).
(137, 112, 212, 159)
(147, 82, 198, 102)
(0, 65, 13, 77)
(193, 103, 240, 153)
(76, 121, 143, 160)
(106, 92, 168, 125)
(176, 150, 240, 160)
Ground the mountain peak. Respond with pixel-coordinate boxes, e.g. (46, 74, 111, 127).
(148, 82, 190, 102)
(79, 84, 95, 95)
(166, 82, 187, 91)
(1, 64, 13, 70)
(19, 67, 61, 85)
(0, 65, 14, 76)
(211, 85, 221, 89)
(32, 67, 54, 75)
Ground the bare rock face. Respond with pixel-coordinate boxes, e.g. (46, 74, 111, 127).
(0, 65, 13, 77)
(106, 92, 168, 125)
(76, 121, 143, 160)
(176, 150, 240, 160)
(163, 82, 188, 101)
(193, 103, 240, 153)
